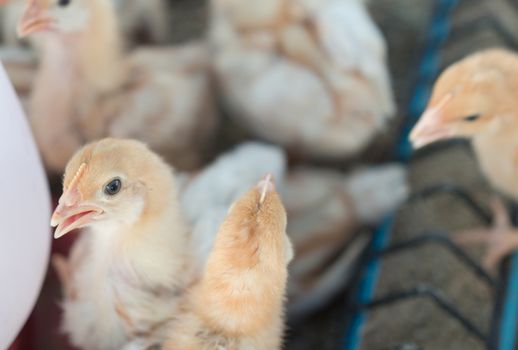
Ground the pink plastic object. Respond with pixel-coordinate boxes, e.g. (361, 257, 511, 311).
(0, 62, 51, 349)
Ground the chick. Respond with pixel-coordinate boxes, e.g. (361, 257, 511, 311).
(180, 142, 286, 276)
(179, 142, 408, 317)
(209, 0, 395, 158)
(50, 138, 192, 350)
(410, 48, 518, 269)
(284, 164, 408, 316)
(164, 175, 293, 350)
(18, 0, 217, 173)
(1, 0, 169, 46)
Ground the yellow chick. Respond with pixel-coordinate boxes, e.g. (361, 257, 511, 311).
(50, 138, 192, 350)
(410, 48, 518, 269)
(17, 0, 217, 173)
(164, 175, 293, 350)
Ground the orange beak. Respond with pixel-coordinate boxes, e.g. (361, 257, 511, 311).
(409, 108, 455, 149)
(409, 94, 456, 149)
(17, 0, 55, 37)
(51, 188, 103, 239)
(50, 163, 103, 239)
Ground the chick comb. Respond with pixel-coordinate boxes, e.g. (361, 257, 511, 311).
(67, 162, 87, 191)
(258, 173, 273, 204)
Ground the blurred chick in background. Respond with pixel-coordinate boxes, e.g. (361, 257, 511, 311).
(410, 48, 518, 269)
(50, 139, 193, 350)
(209, 0, 395, 159)
(17, 0, 217, 173)
(284, 164, 407, 316)
(1, 0, 169, 46)
(179, 142, 408, 317)
(0, 0, 169, 112)
(164, 175, 293, 350)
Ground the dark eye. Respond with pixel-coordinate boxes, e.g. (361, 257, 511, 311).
(104, 178, 122, 196)
(58, 0, 71, 7)
(463, 114, 481, 122)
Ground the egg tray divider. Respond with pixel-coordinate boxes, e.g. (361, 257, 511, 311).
(342, 0, 518, 349)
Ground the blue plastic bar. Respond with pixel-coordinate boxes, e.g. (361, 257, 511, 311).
(343, 0, 458, 349)
(499, 253, 518, 350)
(343, 216, 395, 350)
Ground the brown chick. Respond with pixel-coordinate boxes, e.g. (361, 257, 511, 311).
(50, 138, 193, 350)
(164, 175, 294, 350)
(17, 0, 217, 173)
(410, 48, 518, 269)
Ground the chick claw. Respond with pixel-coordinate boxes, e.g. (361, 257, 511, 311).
(454, 197, 518, 271)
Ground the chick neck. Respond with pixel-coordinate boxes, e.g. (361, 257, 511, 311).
(469, 112, 518, 200)
(39, 0, 127, 93)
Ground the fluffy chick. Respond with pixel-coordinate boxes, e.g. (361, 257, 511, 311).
(18, 0, 217, 173)
(178, 142, 408, 317)
(179, 142, 286, 276)
(209, 0, 395, 158)
(50, 138, 192, 350)
(164, 176, 293, 350)
(410, 48, 518, 269)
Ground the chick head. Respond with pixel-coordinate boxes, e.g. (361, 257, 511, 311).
(410, 49, 516, 148)
(221, 174, 293, 267)
(17, 0, 91, 37)
(51, 138, 174, 239)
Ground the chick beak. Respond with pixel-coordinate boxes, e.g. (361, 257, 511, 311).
(409, 92, 458, 149)
(409, 107, 456, 149)
(17, 0, 55, 37)
(51, 187, 103, 239)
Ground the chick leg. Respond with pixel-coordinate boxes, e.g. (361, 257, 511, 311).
(455, 198, 518, 270)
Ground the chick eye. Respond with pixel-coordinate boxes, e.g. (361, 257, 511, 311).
(463, 114, 481, 122)
(104, 178, 122, 196)
(58, 0, 71, 7)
